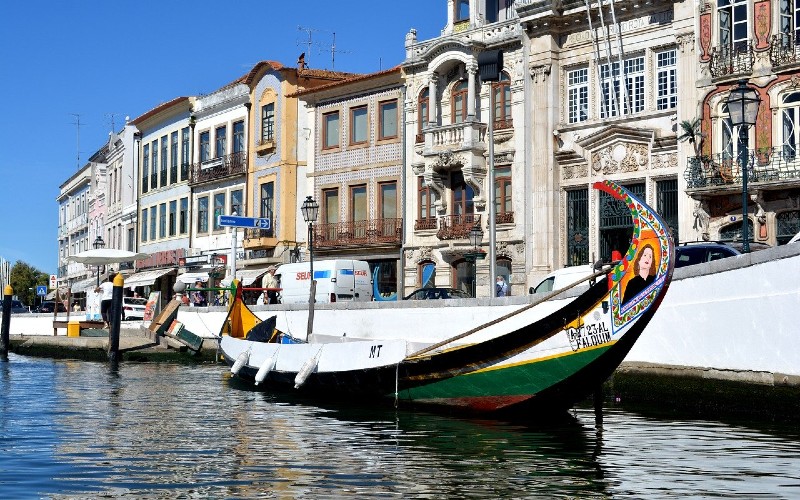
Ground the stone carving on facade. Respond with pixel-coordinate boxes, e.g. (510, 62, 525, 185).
(561, 163, 589, 180)
(591, 143, 649, 174)
(675, 33, 695, 53)
(529, 64, 551, 83)
(693, 200, 711, 241)
(405, 246, 436, 267)
(432, 151, 463, 174)
(651, 152, 677, 170)
(495, 240, 523, 261)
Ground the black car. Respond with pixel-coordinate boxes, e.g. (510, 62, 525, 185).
(11, 300, 29, 313)
(675, 242, 740, 268)
(403, 287, 472, 300)
(37, 301, 67, 313)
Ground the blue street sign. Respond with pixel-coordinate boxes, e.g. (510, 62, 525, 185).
(36, 285, 47, 296)
(217, 215, 271, 230)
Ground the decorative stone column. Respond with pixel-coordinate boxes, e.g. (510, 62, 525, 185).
(428, 72, 439, 126)
(467, 61, 477, 119)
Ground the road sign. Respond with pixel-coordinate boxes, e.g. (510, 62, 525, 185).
(49, 274, 57, 289)
(36, 285, 47, 296)
(217, 215, 271, 230)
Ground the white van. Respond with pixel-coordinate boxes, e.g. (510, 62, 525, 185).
(529, 265, 595, 294)
(275, 259, 373, 304)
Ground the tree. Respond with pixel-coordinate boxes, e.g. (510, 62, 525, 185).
(677, 118, 705, 158)
(9, 261, 48, 307)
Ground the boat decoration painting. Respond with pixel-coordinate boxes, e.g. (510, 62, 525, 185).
(216, 181, 675, 415)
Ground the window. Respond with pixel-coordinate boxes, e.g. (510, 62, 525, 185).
(656, 49, 678, 110)
(351, 184, 367, 222)
(779, 0, 800, 41)
(180, 127, 190, 181)
(782, 92, 800, 160)
(323, 111, 340, 149)
(625, 56, 645, 114)
(230, 189, 242, 216)
(150, 141, 158, 188)
(322, 188, 339, 241)
(261, 103, 275, 142)
(160, 136, 168, 188)
(179, 197, 188, 234)
(168, 200, 177, 237)
(127, 228, 134, 252)
(721, 103, 750, 161)
(777, 210, 800, 244)
(656, 179, 679, 244)
(380, 182, 397, 220)
(418, 261, 436, 288)
(200, 131, 210, 162)
(497, 259, 512, 296)
(600, 56, 644, 117)
(495, 166, 512, 219)
(233, 120, 245, 153)
(149, 205, 157, 241)
(451, 171, 474, 216)
(718, 0, 749, 52)
(198, 196, 209, 233)
(492, 73, 512, 124)
(213, 193, 225, 230)
(215, 125, 226, 158)
(417, 177, 434, 227)
(260, 182, 274, 237)
(418, 88, 429, 136)
(451, 81, 469, 124)
(456, 0, 469, 21)
(567, 189, 589, 266)
(141, 208, 148, 242)
(486, 0, 499, 23)
(350, 105, 368, 145)
(159, 202, 166, 238)
(170, 131, 178, 184)
(452, 259, 474, 296)
(567, 68, 589, 123)
(142, 144, 150, 193)
(379, 100, 398, 140)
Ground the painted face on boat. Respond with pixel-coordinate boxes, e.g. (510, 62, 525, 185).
(638, 247, 653, 277)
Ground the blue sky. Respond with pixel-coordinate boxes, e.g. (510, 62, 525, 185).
(0, 1, 443, 274)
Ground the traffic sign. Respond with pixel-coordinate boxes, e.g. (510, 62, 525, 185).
(217, 215, 271, 230)
(36, 285, 47, 296)
(49, 274, 57, 289)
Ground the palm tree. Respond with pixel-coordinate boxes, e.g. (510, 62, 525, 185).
(677, 118, 704, 158)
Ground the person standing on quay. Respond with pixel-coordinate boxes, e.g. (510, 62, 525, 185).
(95, 275, 115, 328)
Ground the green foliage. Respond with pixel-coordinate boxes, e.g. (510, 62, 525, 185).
(9, 261, 48, 307)
(677, 118, 704, 157)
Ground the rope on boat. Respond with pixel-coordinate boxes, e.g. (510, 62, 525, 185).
(405, 265, 613, 359)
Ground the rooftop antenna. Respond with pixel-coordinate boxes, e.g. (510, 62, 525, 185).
(69, 113, 82, 168)
(297, 25, 322, 66)
(330, 32, 351, 70)
(106, 112, 119, 133)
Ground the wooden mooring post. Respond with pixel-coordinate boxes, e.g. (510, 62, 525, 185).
(108, 274, 124, 365)
(1, 285, 11, 359)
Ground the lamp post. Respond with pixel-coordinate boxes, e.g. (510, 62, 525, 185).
(725, 79, 761, 253)
(301, 196, 319, 337)
(464, 224, 485, 298)
(93, 235, 105, 286)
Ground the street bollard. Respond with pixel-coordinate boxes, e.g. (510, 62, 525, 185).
(108, 274, 124, 364)
(1, 285, 11, 359)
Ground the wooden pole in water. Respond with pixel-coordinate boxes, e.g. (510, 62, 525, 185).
(1, 285, 12, 359)
(108, 273, 124, 364)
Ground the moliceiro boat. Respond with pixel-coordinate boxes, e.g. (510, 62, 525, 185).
(218, 181, 675, 414)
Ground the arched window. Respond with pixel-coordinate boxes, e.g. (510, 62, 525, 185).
(418, 261, 436, 288)
(418, 88, 429, 139)
(492, 73, 511, 126)
(451, 80, 469, 124)
(720, 102, 749, 163)
(719, 219, 754, 243)
(451, 258, 475, 297)
(497, 258, 512, 296)
(781, 92, 800, 160)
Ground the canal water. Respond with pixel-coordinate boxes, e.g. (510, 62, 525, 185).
(2, 354, 799, 499)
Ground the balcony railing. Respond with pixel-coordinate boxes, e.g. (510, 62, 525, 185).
(437, 214, 481, 240)
(770, 33, 800, 68)
(189, 151, 247, 185)
(709, 41, 754, 79)
(244, 227, 274, 239)
(684, 148, 800, 189)
(414, 217, 437, 230)
(313, 218, 403, 248)
(496, 212, 514, 224)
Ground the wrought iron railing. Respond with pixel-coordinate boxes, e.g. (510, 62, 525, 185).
(496, 212, 514, 224)
(414, 218, 437, 230)
(312, 218, 403, 248)
(437, 214, 481, 240)
(494, 118, 513, 130)
(189, 151, 247, 185)
(684, 148, 800, 189)
(770, 33, 800, 68)
(244, 227, 273, 239)
(709, 41, 754, 79)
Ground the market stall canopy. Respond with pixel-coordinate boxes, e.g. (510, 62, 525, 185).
(68, 249, 150, 266)
(123, 268, 175, 288)
(220, 268, 270, 287)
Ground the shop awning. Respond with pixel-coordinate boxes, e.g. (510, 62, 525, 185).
(124, 268, 175, 288)
(70, 277, 98, 294)
(176, 271, 209, 285)
(221, 268, 270, 287)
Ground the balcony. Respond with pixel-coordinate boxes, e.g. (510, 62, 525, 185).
(189, 151, 247, 186)
(496, 212, 514, 225)
(770, 33, 800, 69)
(244, 227, 274, 240)
(313, 218, 402, 248)
(709, 42, 754, 79)
(414, 217, 437, 231)
(436, 214, 481, 240)
(684, 148, 800, 191)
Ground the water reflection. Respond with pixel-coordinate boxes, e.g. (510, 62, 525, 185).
(0, 354, 798, 498)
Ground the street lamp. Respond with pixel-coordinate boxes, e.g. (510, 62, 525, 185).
(465, 224, 485, 298)
(301, 196, 319, 336)
(93, 235, 105, 286)
(725, 79, 761, 253)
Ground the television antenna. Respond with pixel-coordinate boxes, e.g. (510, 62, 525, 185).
(296, 26, 350, 69)
(69, 113, 82, 168)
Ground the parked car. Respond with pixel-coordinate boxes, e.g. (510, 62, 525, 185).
(122, 297, 147, 320)
(11, 300, 29, 313)
(675, 242, 740, 268)
(529, 264, 595, 294)
(37, 301, 67, 313)
(403, 287, 471, 300)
